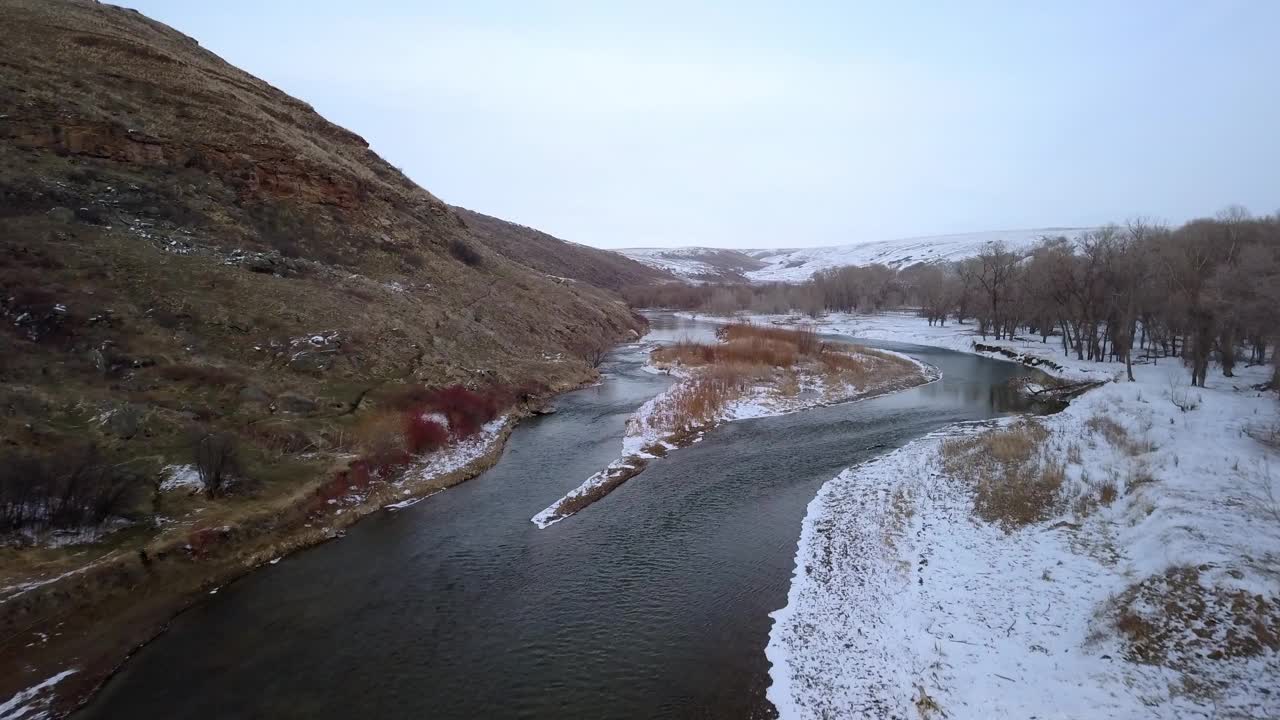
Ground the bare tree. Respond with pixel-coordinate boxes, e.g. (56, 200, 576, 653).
(576, 338, 610, 369)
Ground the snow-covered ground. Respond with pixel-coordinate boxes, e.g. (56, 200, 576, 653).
(620, 228, 1092, 284)
(616, 247, 763, 282)
(761, 311, 1280, 719)
(744, 228, 1091, 282)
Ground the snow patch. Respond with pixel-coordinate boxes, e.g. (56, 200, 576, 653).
(0, 670, 75, 720)
(160, 465, 202, 493)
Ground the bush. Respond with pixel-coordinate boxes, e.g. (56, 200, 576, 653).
(425, 385, 501, 438)
(404, 413, 449, 453)
(448, 237, 483, 266)
(0, 446, 144, 534)
(194, 432, 240, 498)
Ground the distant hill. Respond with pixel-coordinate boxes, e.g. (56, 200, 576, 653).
(455, 207, 677, 291)
(621, 228, 1093, 283)
(616, 247, 768, 283)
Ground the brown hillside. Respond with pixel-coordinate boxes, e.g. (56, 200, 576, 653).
(0, 0, 648, 707)
(455, 207, 678, 290)
(0, 0, 647, 424)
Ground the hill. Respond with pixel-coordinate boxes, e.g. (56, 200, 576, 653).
(616, 247, 767, 283)
(0, 0, 646, 708)
(454, 207, 677, 290)
(620, 228, 1093, 283)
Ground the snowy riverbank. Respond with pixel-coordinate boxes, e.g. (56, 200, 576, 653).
(760, 311, 1280, 719)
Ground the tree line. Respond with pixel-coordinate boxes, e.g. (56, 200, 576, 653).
(623, 209, 1280, 387)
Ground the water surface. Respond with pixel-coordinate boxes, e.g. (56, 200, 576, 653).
(78, 313, 1039, 719)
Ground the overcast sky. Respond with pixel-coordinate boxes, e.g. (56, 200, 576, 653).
(123, 1, 1277, 249)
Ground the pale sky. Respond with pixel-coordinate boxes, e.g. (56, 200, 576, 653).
(122, 1, 1278, 249)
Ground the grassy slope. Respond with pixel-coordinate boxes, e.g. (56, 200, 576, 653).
(455, 207, 678, 291)
(0, 0, 649, 709)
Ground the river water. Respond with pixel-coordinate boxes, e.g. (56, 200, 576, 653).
(78, 313, 1040, 719)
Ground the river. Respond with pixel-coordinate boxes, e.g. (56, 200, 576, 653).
(77, 313, 1041, 719)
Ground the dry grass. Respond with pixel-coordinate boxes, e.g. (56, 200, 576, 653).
(717, 322, 820, 353)
(648, 323, 919, 435)
(647, 374, 755, 434)
(1086, 414, 1129, 447)
(1086, 413, 1157, 457)
(1112, 565, 1280, 670)
(942, 421, 1066, 530)
(352, 412, 405, 466)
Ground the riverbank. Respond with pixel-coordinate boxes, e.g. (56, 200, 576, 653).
(0, 380, 585, 720)
(532, 324, 938, 528)
(759, 311, 1280, 719)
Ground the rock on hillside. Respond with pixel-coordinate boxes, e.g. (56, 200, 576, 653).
(454, 207, 677, 291)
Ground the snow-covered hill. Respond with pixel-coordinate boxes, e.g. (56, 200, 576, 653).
(616, 247, 765, 283)
(621, 228, 1092, 283)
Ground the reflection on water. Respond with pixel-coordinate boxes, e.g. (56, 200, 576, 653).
(78, 312, 1041, 720)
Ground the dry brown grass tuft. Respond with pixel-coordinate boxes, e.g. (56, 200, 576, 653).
(942, 421, 1065, 530)
(717, 322, 820, 354)
(1098, 480, 1119, 506)
(352, 411, 406, 467)
(1112, 566, 1280, 670)
(1086, 414, 1129, 447)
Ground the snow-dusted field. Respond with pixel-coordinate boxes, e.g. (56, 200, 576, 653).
(743, 228, 1091, 282)
(616, 247, 762, 282)
(620, 228, 1092, 283)
(760, 312, 1280, 719)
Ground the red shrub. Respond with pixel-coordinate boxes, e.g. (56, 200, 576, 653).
(426, 385, 501, 438)
(404, 413, 449, 453)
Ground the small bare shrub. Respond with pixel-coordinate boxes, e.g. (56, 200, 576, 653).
(1086, 414, 1129, 447)
(447, 237, 483, 266)
(0, 445, 144, 533)
(1098, 481, 1119, 506)
(194, 432, 240, 498)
